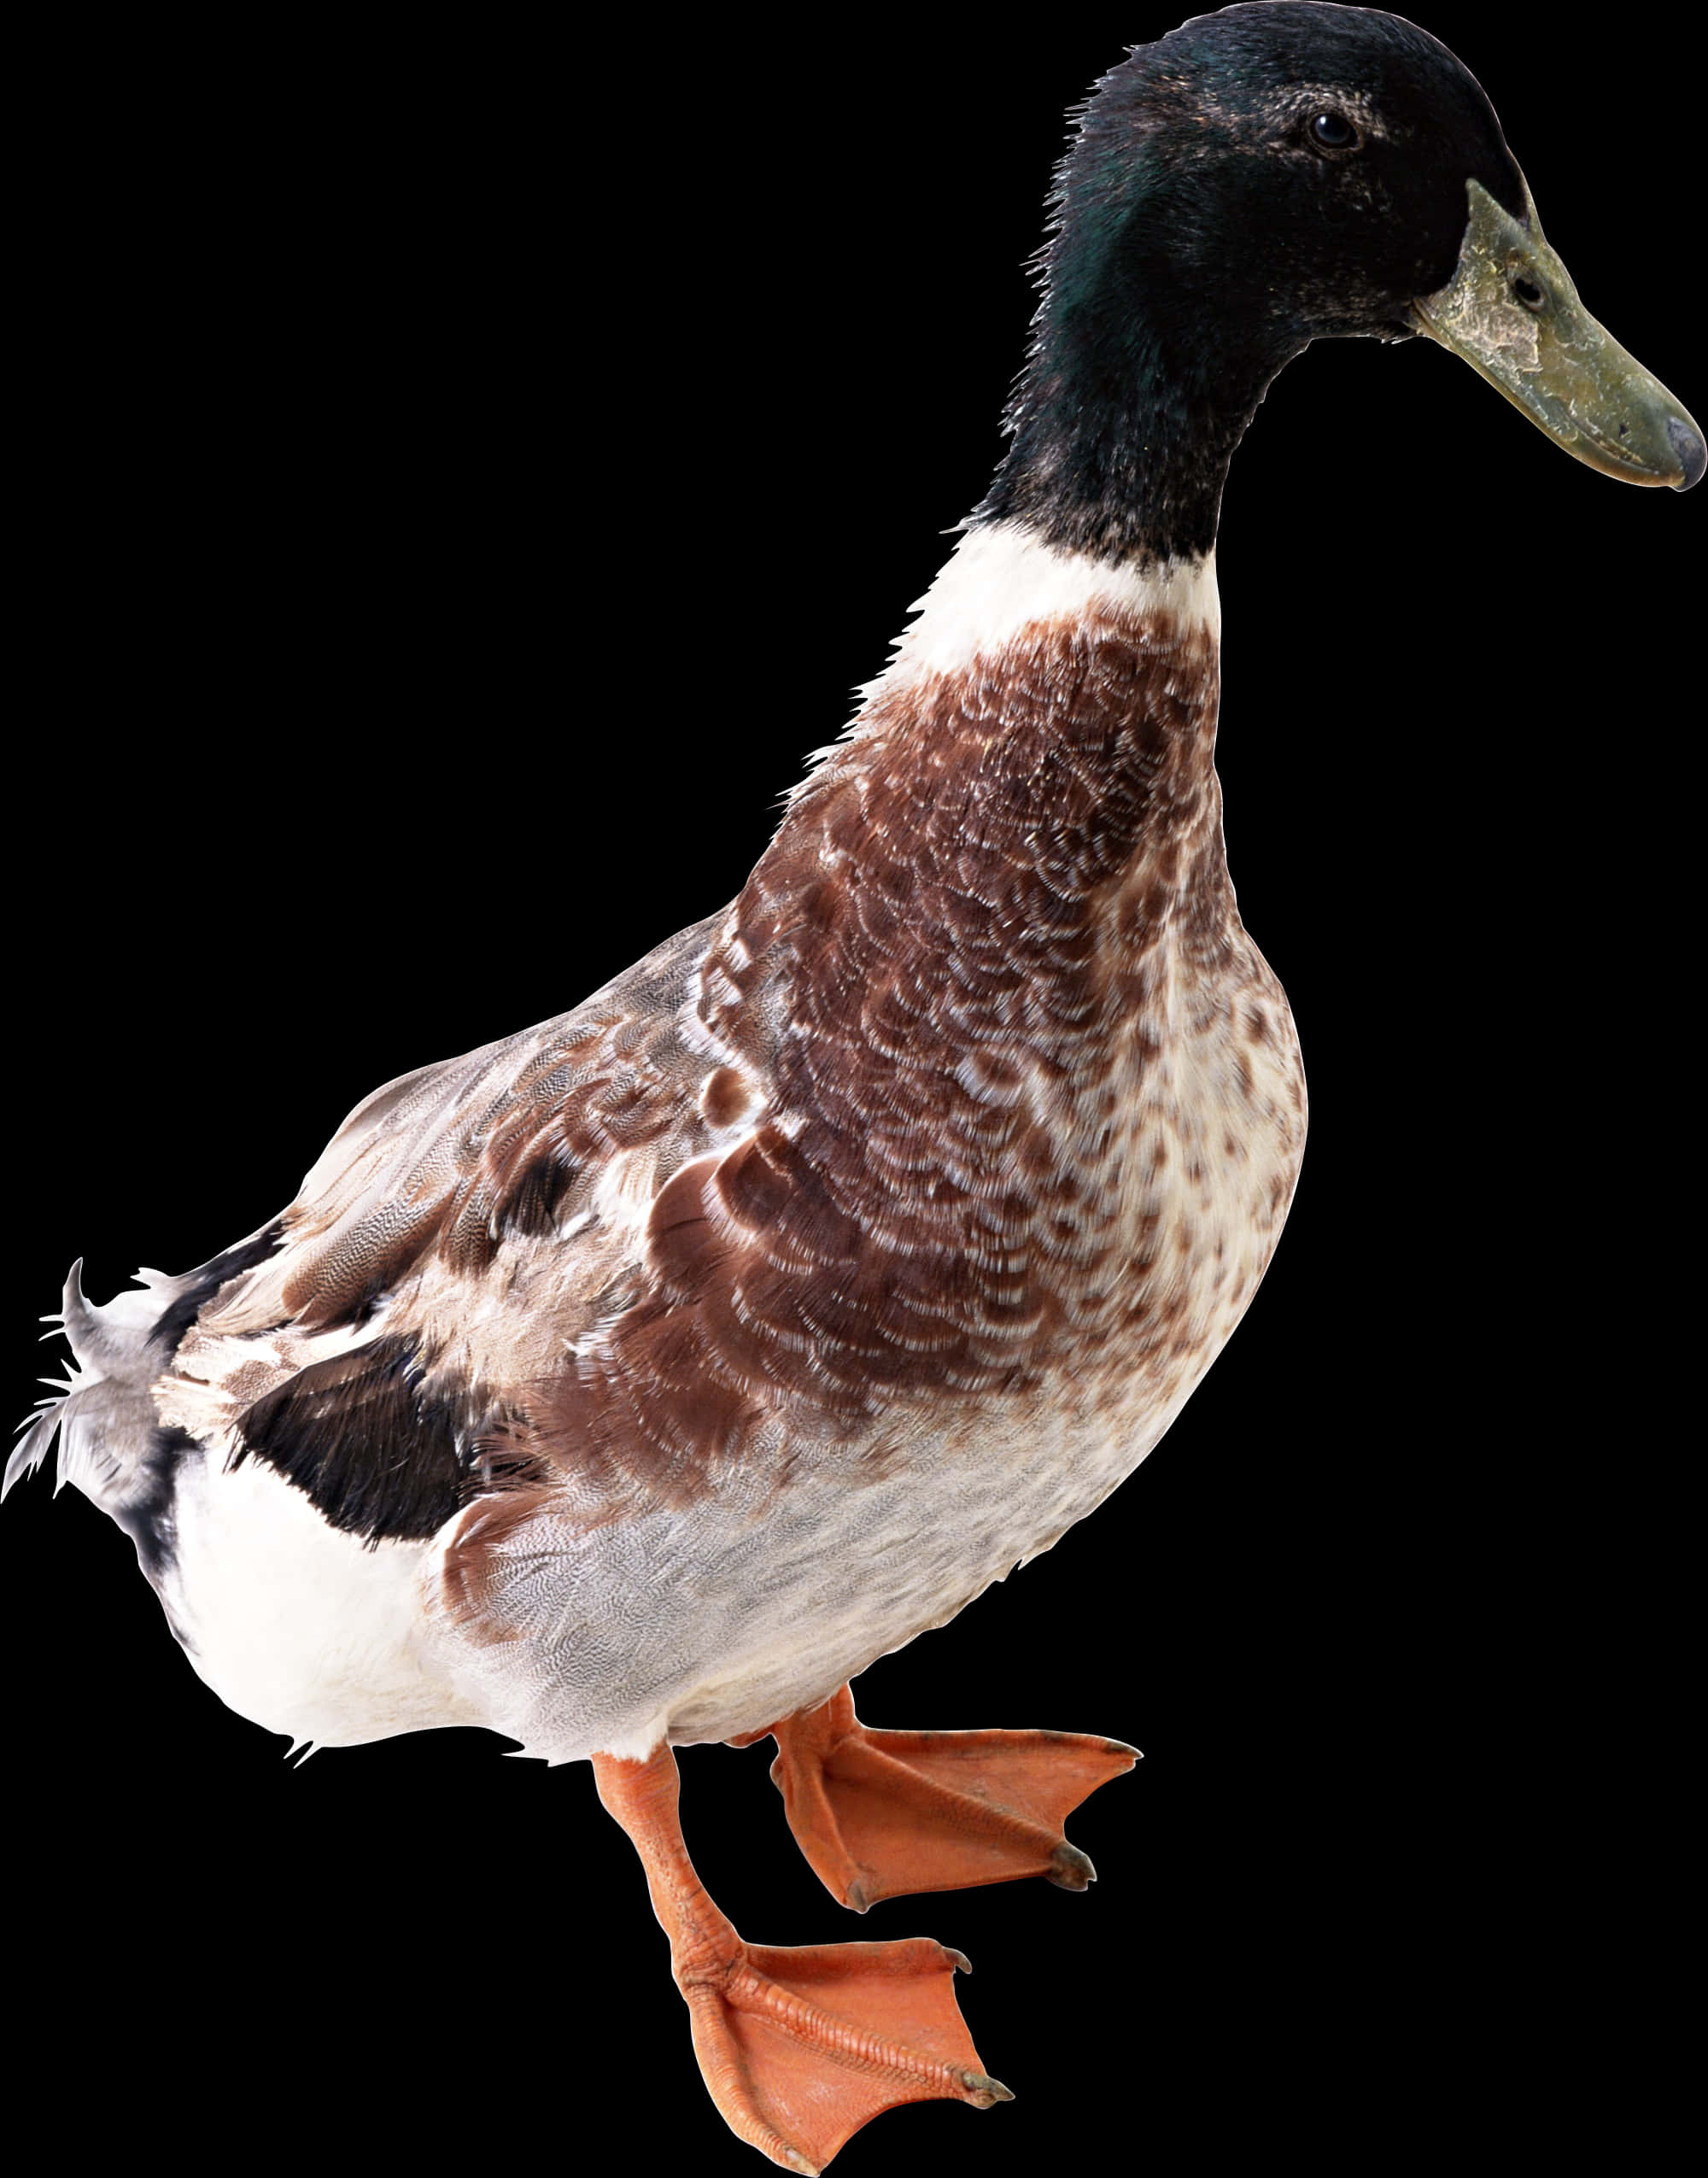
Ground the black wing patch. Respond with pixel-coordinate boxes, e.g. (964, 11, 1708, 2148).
(234, 1335, 477, 1545)
(150, 1222, 287, 1356)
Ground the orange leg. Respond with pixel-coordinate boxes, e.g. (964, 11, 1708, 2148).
(592, 1742, 1011, 2173)
(762, 1684, 1138, 1912)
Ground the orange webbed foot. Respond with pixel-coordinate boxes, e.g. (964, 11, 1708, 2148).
(683, 1934, 1009, 2173)
(593, 1742, 1010, 2172)
(766, 1684, 1138, 1910)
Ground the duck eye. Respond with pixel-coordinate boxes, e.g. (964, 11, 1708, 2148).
(1309, 111, 1360, 151)
(1512, 276, 1547, 311)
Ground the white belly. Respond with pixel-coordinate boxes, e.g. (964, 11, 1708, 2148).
(426, 1296, 1252, 1770)
(161, 1447, 483, 1749)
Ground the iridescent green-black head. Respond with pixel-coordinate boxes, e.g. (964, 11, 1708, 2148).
(980, 1, 1701, 563)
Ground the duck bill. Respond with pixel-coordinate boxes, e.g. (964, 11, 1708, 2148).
(1408, 179, 1704, 489)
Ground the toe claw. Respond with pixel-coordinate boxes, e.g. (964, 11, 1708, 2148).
(1045, 1841, 1096, 1890)
(945, 1947, 973, 1975)
(961, 2070, 1015, 2108)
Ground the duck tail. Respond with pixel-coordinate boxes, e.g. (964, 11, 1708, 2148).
(9, 1225, 287, 1523)
(6, 1259, 193, 1519)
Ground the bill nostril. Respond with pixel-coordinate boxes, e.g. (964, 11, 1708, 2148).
(1666, 414, 1706, 490)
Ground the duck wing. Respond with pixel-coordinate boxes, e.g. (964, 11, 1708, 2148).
(202, 909, 734, 1338)
(143, 908, 752, 1542)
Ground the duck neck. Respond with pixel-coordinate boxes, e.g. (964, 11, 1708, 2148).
(976, 128, 1304, 565)
(980, 349, 1273, 566)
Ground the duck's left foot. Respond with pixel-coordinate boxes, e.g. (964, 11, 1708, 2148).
(593, 1743, 1009, 2171)
(760, 1684, 1137, 1911)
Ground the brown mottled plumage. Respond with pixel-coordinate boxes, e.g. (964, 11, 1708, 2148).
(147, 590, 1300, 1683)
(427, 602, 1301, 1635)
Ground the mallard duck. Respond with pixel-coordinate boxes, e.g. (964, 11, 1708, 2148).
(11, 4, 1699, 2169)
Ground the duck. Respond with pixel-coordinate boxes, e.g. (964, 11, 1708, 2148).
(10, 5, 1700, 2170)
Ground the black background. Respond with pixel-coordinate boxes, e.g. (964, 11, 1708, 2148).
(6, 8, 1697, 2169)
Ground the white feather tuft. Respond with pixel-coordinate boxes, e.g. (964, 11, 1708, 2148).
(4, 1260, 188, 1508)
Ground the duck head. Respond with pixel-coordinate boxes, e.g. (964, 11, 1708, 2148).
(979, 0, 1702, 564)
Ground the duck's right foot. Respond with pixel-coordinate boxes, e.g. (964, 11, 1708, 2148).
(764, 1683, 1138, 1910)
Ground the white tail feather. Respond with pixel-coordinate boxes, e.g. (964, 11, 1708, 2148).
(5, 1260, 189, 1511)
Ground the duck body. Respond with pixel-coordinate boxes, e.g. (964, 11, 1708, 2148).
(31, 527, 1301, 1765)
